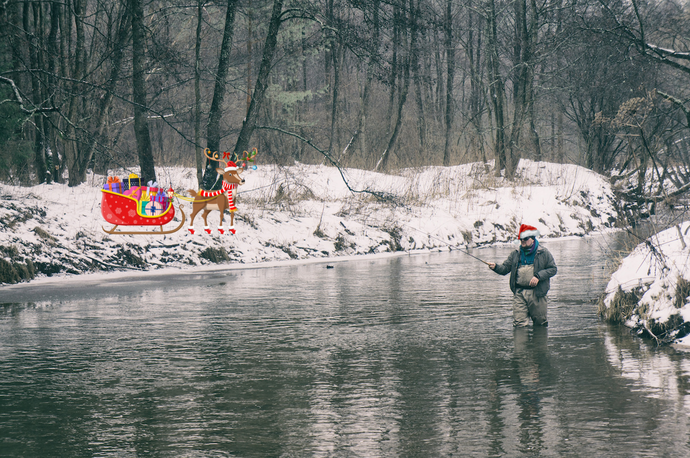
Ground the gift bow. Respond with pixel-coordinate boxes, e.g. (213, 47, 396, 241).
(147, 180, 159, 188)
(107, 176, 121, 184)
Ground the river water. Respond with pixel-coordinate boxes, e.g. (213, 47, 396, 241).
(2, 234, 690, 457)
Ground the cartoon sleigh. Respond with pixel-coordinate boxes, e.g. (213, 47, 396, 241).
(101, 188, 186, 235)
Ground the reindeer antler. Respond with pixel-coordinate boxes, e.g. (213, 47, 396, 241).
(240, 148, 259, 169)
(204, 148, 227, 168)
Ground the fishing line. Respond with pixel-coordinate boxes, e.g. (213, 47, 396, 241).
(407, 225, 491, 265)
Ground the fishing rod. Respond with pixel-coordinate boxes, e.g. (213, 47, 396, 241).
(407, 225, 491, 265)
(457, 248, 491, 266)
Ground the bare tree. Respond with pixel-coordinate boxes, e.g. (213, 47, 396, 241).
(233, 0, 284, 157)
(442, 0, 454, 166)
(374, 0, 416, 172)
(200, 0, 239, 190)
(130, 0, 156, 184)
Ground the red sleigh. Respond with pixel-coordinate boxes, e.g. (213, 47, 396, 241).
(101, 189, 186, 235)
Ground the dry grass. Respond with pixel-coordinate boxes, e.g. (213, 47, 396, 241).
(675, 276, 690, 309)
(598, 286, 642, 323)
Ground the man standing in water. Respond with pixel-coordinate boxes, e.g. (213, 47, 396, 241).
(488, 224, 557, 327)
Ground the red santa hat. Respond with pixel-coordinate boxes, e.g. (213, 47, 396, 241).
(518, 224, 540, 240)
(224, 161, 239, 172)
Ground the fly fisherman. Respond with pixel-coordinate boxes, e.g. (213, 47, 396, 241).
(488, 224, 557, 327)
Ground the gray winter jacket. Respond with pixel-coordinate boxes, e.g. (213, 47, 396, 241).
(493, 245, 557, 297)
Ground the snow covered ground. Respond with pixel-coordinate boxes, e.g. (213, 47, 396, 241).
(0, 159, 620, 287)
(600, 221, 690, 347)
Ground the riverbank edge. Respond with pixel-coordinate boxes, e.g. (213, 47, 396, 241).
(0, 231, 615, 297)
(1, 161, 622, 287)
(598, 221, 690, 347)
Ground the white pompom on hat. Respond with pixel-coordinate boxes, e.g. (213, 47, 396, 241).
(518, 224, 540, 240)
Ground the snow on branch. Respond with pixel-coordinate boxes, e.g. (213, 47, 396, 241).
(645, 43, 690, 61)
(0, 76, 58, 115)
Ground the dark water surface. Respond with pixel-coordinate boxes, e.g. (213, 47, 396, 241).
(2, 235, 690, 457)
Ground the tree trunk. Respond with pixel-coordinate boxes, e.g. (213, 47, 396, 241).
(79, 6, 130, 182)
(25, 2, 47, 183)
(194, 0, 204, 187)
(467, 8, 486, 163)
(65, 0, 86, 187)
(375, 0, 415, 172)
(130, 0, 156, 185)
(486, 0, 506, 176)
(325, 0, 339, 159)
(505, 0, 531, 178)
(411, 14, 425, 151)
(386, 5, 400, 127)
(328, 39, 340, 158)
(44, 0, 61, 183)
(233, 0, 283, 157)
(202, 0, 238, 190)
(414, 64, 426, 151)
(352, 0, 379, 166)
(442, 0, 454, 166)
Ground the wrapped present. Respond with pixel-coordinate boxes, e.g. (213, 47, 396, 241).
(138, 197, 149, 215)
(143, 180, 160, 196)
(126, 174, 141, 188)
(152, 191, 168, 207)
(145, 200, 165, 216)
(123, 186, 142, 200)
(103, 176, 123, 193)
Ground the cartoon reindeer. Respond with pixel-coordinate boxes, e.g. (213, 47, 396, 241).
(187, 149, 245, 235)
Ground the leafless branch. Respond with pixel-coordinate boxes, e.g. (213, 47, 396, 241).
(256, 125, 397, 202)
(0, 76, 58, 114)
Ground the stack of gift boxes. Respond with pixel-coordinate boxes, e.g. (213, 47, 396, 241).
(103, 174, 169, 216)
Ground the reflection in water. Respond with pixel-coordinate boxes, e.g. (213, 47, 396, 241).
(1, 234, 690, 456)
(604, 323, 690, 402)
(513, 327, 549, 455)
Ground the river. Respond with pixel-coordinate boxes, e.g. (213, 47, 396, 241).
(1, 234, 689, 457)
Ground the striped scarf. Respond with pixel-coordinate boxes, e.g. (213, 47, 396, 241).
(198, 181, 238, 211)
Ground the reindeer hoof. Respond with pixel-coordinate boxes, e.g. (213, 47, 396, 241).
(229, 228, 236, 235)
(218, 227, 225, 235)
(204, 226, 212, 235)
(188, 227, 195, 235)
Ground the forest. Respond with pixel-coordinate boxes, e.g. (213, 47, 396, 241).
(0, 0, 689, 197)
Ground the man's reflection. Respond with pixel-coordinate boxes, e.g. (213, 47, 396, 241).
(513, 326, 549, 454)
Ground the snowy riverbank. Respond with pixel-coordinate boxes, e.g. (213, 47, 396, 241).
(599, 222, 690, 347)
(1, 159, 620, 286)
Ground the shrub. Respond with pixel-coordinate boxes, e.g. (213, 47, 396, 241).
(598, 286, 641, 323)
(200, 247, 230, 263)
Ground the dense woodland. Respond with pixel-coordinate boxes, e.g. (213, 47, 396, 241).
(0, 0, 689, 195)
